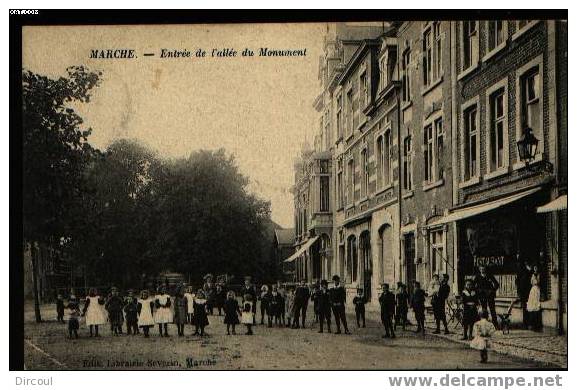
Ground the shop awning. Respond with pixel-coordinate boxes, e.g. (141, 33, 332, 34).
(432, 187, 541, 225)
(536, 195, 567, 213)
(283, 236, 319, 263)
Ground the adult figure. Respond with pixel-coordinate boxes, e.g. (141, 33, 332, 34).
(515, 258, 533, 329)
(474, 265, 500, 328)
(293, 279, 310, 328)
(240, 276, 257, 325)
(433, 274, 451, 334)
(203, 275, 215, 315)
(527, 264, 543, 332)
(276, 281, 287, 326)
(317, 279, 332, 333)
(329, 275, 350, 334)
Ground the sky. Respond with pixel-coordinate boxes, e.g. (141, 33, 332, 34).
(22, 23, 326, 228)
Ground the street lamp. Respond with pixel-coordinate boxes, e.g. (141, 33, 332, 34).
(516, 126, 539, 163)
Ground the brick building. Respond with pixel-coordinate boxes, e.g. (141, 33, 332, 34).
(289, 20, 567, 326)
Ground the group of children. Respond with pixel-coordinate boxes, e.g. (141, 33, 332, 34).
(56, 274, 496, 363)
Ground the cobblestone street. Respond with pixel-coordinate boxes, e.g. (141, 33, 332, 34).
(24, 302, 559, 370)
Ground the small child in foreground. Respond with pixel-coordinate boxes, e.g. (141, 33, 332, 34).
(67, 294, 80, 339)
(56, 294, 65, 323)
(242, 294, 255, 335)
(470, 311, 496, 364)
(223, 290, 241, 335)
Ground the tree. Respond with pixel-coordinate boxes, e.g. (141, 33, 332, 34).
(22, 66, 101, 321)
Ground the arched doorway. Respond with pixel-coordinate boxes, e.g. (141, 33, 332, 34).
(320, 234, 331, 280)
(379, 225, 393, 285)
(346, 235, 357, 284)
(359, 231, 372, 301)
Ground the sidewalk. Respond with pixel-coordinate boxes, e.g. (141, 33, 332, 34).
(362, 308, 567, 368)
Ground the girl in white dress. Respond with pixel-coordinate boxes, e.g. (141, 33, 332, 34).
(154, 286, 173, 337)
(184, 285, 196, 324)
(82, 288, 107, 337)
(137, 290, 155, 338)
(470, 311, 496, 363)
(241, 293, 255, 335)
(526, 266, 542, 331)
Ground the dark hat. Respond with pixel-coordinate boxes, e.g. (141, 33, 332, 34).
(332, 275, 340, 281)
(244, 275, 252, 281)
(320, 279, 328, 286)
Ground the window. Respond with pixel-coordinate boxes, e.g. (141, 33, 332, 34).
(402, 49, 412, 102)
(336, 158, 343, 209)
(346, 89, 353, 138)
(352, 81, 359, 130)
(520, 68, 541, 154)
(347, 158, 354, 205)
(360, 149, 368, 198)
(347, 236, 357, 283)
(360, 71, 369, 108)
(489, 88, 506, 172)
(429, 229, 444, 275)
(462, 21, 479, 70)
(487, 20, 505, 52)
(336, 95, 343, 140)
(324, 110, 331, 149)
(464, 105, 479, 180)
(403, 135, 413, 191)
(423, 117, 443, 184)
(423, 22, 442, 87)
(423, 28, 432, 86)
(376, 129, 392, 190)
(320, 176, 330, 212)
(434, 22, 442, 80)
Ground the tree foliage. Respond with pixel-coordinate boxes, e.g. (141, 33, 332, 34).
(22, 66, 101, 244)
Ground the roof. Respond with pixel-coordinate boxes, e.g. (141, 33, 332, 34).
(274, 228, 295, 245)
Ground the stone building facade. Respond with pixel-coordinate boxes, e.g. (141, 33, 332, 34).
(289, 20, 567, 325)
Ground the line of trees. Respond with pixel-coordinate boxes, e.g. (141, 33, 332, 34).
(23, 67, 279, 321)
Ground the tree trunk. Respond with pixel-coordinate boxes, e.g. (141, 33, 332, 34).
(30, 243, 42, 323)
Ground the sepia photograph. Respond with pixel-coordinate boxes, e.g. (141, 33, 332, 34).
(13, 10, 568, 372)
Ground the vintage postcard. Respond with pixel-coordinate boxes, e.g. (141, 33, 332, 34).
(16, 12, 567, 371)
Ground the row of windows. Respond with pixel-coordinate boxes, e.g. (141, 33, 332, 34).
(462, 64, 542, 182)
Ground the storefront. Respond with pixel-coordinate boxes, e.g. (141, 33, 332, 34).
(439, 187, 555, 325)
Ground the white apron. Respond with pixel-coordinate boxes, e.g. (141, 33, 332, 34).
(138, 298, 155, 327)
(154, 294, 174, 324)
(85, 295, 107, 326)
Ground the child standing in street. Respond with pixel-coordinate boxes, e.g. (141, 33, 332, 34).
(285, 287, 296, 328)
(242, 294, 255, 335)
(137, 290, 155, 338)
(67, 294, 80, 339)
(259, 285, 270, 325)
(173, 286, 188, 337)
(395, 283, 410, 330)
(223, 290, 241, 335)
(193, 290, 209, 336)
(105, 287, 124, 335)
(269, 286, 284, 327)
(124, 290, 139, 335)
(184, 285, 195, 325)
(470, 311, 496, 363)
(83, 288, 107, 337)
(154, 285, 173, 337)
(411, 281, 426, 334)
(462, 279, 479, 340)
(56, 294, 65, 323)
(379, 283, 396, 338)
(353, 288, 366, 328)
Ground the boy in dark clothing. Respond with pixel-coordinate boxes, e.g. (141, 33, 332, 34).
(67, 294, 80, 339)
(105, 287, 124, 335)
(352, 288, 366, 328)
(411, 281, 426, 334)
(379, 283, 396, 338)
(269, 286, 284, 327)
(293, 280, 310, 329)
(317, 280, 332, 333)
(433, 274, 451, 334)
(56, 294, 65, 323)
(461, 279, 479, 340)
(124, 290, 139, 335)
(329, 275, 350, 334)
(395, 283, 409, 330)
